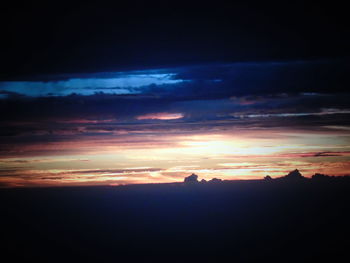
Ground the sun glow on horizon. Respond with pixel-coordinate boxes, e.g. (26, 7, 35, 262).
(1, 127, 350, 187)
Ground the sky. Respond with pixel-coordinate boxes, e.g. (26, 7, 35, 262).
(0, 1, 349, 187)
(0, 59, 350, 187)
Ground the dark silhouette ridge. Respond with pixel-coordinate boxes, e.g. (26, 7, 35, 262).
(311, 173, 350, 181)
(184, 174, 222, 184)
(265, 169, 350, 182)
(312, 173, 331, 180)
(181, 169, 350, 187)
(208, 178, 223, 183)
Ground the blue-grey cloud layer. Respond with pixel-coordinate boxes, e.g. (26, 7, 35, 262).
(1, 59, 348, 98)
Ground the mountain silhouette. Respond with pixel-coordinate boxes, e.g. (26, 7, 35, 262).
(2, 168, 350, 262)
(280, 169, 305, 180)
(266, 169, 306, 181)
(184, 173, 199, 183)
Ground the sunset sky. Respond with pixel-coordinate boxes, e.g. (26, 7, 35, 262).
(1, 1, 349, 187)
(1, 60, 349, 187)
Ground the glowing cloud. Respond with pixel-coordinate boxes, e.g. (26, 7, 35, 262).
(136, 112, 184, 120)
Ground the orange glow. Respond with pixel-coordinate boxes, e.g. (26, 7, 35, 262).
(1, 126, 350, 188)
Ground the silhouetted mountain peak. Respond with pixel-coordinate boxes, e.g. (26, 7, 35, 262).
(283, 169, 305, 180)
(264, 175, 272, 181)
(184, 174, 199, 183)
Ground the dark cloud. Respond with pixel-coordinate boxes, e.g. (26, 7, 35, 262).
(313, 152, 350, 157)
(0, 168, 26, 177)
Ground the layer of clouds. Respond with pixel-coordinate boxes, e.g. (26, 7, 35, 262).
(0, 59, 349, 159)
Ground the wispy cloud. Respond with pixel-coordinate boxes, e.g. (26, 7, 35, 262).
(235, 108, 350, 118)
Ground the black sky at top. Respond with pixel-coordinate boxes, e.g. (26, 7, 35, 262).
(0, 1, 348, 79)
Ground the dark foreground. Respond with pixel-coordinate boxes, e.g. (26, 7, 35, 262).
(1, 180, 349, 262)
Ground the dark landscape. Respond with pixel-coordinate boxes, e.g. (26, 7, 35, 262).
(2, 171, 349, 262)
